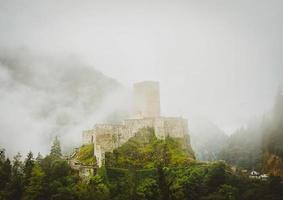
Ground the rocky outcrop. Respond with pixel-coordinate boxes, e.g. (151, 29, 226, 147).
(263, 153, 283, 178)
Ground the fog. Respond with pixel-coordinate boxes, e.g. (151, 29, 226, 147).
(0, 0, 283, 155)
(0, 49, 131, 156)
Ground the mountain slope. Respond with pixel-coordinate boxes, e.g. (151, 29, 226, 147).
(218, 89, 283, 176)
(190, 118, 228, 161)
(262, 89, 283, 177)
(0, 49, 128, 155)
(218, 119, 264, 170)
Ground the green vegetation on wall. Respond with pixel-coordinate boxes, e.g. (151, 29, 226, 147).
(105, 127, 195, 169)
(75, 144, 96, 165)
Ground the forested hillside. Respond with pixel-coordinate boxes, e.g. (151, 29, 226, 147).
(1, 132, 283, 200)
(218, 89, 283, 176)
(262, 89, 283, 177)
(218, 117, 264, 170)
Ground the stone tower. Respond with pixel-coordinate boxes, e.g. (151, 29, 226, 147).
(133, 81, 160, 118)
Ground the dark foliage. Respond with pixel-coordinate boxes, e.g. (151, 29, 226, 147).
(0, 126, 283, 200)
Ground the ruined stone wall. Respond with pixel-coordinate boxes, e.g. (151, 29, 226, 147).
(163, 117, 188, 138)
(123, 118, 155, 136)
(94, 124, 123, 151)
(93, 124, 127, 166)
(153, 117, 193, 154)
(82, 117, 190, 167)
(82, 130, 95, 144)
(154, 117, 188, 139)
(123, 117, 188, 140)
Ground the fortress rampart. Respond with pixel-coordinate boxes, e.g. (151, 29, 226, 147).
(83, 116, 190, 167)
(81, 81, 192, 167)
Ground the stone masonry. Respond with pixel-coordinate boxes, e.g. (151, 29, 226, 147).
(82, 81, 192, 167)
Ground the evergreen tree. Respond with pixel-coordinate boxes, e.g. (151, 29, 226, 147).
(35, 152, 43, 163)
(0, 148, 5, 163)
(23, 151, 35, 186)
(204, 162, 227, 193)
(50, 136, 62, 160)
(157, 166, 169, 200)
(7, 153, 24, 200)
(22, 164, 46, 200)
(0, 149, 12, 199)
(0, 149, 11, 188)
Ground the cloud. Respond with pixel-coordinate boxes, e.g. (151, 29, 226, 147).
(0, 0, 283, 155)
(0, 48, 131, 156)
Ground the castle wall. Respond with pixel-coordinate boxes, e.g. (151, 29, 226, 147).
(93, 124, 127, 166)
(95, 124, 124, 151)
(164, 117, 188, 138)
(123, 118, 155, 136)
(155, 117, 188, 139)
(82, 130, 95, 144)
(81, 117, 190, 167)
(79, 81, 194, 167)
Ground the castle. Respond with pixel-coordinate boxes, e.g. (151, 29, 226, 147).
(82, 81, 192, 167)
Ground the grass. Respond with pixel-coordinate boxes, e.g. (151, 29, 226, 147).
(75, 144, 96, 165)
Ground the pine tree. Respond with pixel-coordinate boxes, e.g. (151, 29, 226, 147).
(0, 149, 11, 188)
(35, 152, 43, 163)
(0, 149, 12, 199)
(0, 148, 5, 163)
(50, 136, 62, 160)
(23, 152, 35, 186)
(2, 159, 12, 183)
(7, 153, 24, 200)
(22, 164, 45, 200)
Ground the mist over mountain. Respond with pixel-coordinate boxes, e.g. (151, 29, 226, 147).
(189, 117, 228, 161)
(262, 89, 283, 177)
(218, 89, 283, 175)
(0, 49, 130, 156)
(0, 1, 283, 199)
(218, 116, 265, 170)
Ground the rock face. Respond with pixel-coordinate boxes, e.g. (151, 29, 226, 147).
(82, 81, 194, 167)
(263, 153, 283, 178)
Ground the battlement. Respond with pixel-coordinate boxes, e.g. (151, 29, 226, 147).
(95, 123, 124, 129)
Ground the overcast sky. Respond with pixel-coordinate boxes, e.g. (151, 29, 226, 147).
(1, 0, 283, 154)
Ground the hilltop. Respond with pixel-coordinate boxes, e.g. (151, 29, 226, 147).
(105, 127, 195, 169)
